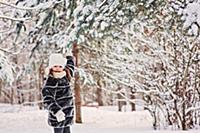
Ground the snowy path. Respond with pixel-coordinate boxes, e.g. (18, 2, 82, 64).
(0, 105, 199, 133)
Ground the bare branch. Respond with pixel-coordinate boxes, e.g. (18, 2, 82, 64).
(0, 0, 62, 11)
(0, 15, 30, 21)
(0, 1, 33, 10)
(0, 48, 13, 54)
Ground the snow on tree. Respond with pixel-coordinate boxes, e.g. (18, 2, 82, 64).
(0, 0, 139, 123)
(78, 0, 200, 130)
(0, 0, 200, 130)
(4, 0, 136, 54)
(0, 51, 14, 84)
(117, 4, 200, 130)
(171, 0, 200, 37)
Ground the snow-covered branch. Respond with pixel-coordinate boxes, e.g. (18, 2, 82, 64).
(0, 15, 30, 21)
(0, 0, 59, 10)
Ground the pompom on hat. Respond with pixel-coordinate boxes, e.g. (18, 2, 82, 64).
(48, 53, 67, 68)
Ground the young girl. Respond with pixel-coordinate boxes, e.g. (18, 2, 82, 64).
(42, 53, 75, 133)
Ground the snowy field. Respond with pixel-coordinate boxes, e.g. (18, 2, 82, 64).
(0, 104, 199, 133)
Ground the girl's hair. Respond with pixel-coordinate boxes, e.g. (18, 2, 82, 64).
(65, 68, 71, 81)
(49, 68, 53, 75)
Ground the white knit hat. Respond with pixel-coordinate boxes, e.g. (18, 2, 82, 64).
(48, 53, 66, 68)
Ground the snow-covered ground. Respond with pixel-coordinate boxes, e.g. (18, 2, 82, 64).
(0, 104, 199, 133)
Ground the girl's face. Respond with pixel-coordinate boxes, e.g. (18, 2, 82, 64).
(51, 65, 64, 72)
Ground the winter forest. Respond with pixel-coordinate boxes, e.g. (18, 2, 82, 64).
(0, 0, 200, 133)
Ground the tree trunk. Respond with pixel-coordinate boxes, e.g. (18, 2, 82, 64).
(0, 80, 2, 97)
(12, 42, 19, 104)
(73, 43, 82, 123)
(96, 77, 103, 106)
(130, 88, 136, 111)
(38, 63, 44, 109)
(10, 87, 14, 104)
(117, 85, 125, 112)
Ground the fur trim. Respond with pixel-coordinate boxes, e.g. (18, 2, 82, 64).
(53, 71, 66, 78)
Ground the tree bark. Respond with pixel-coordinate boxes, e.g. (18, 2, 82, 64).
(73, 43, 82, 123)
(130, 88, 136, 111)
(96, 77, 103, 106)
(0, 80, 2, 97)
(38, 63, 44, 109)
(117, 85, 125, 112)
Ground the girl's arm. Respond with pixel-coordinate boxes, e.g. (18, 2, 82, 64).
(65, 56, 75, 81)
(42, 87, 61, 115)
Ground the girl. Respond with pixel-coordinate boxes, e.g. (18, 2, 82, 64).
(42, 53, 75, 133)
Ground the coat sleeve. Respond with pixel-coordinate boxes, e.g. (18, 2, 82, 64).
(42, 87, 61, 115)
(65, 56, 75, 80)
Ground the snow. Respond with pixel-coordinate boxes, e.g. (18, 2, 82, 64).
(0, 104, 199, 133)
(191, 24, 198, 36)
(174, 0, 200, 36)
(1, 0, 200, 132)
(0, 52, 14, 84)
(100, 21, 109, 31)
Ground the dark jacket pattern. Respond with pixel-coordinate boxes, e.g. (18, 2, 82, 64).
(42, 56, 75, 128)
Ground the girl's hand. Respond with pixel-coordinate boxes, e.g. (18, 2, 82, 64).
(55, 110, 65, 122)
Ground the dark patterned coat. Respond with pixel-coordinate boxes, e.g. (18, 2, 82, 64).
(42, 56, 75, 128)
